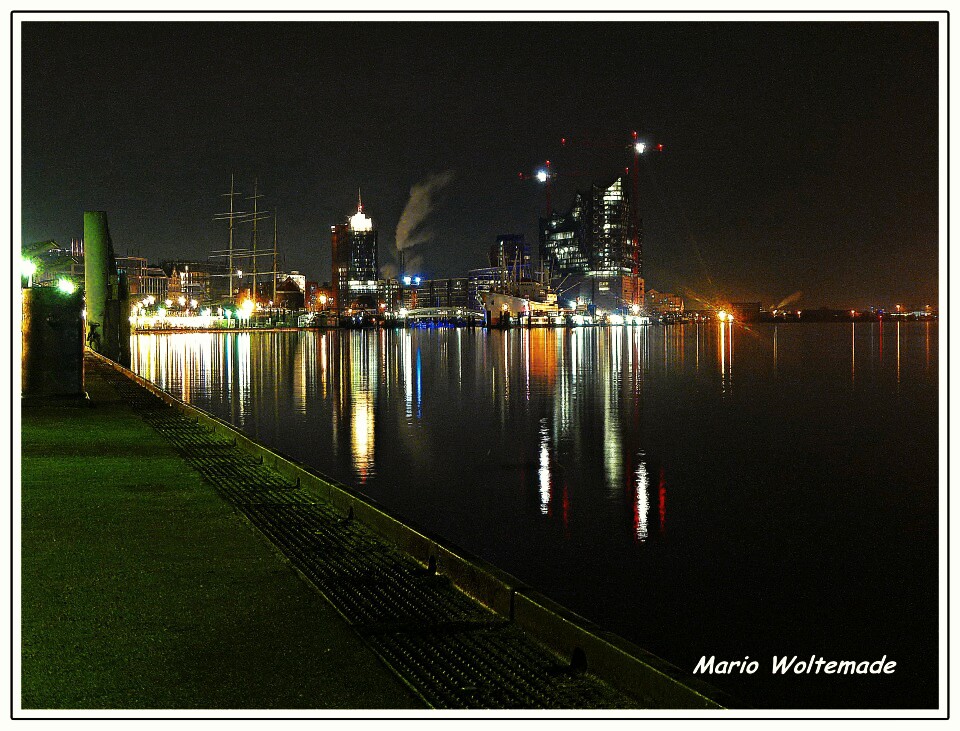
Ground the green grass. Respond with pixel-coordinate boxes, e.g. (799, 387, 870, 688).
(20, 385, 422, 710)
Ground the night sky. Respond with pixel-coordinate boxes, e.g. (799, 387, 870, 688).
(20, 19, 940, 309)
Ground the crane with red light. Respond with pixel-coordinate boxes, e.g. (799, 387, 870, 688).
(518, 159, 601, 218)
(557, 130, 666, 312)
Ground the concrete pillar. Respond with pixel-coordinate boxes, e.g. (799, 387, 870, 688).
(83, 211, 125, 364)
(21, 287, 84, 397)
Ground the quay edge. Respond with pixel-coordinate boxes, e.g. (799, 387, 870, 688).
(89, 349, 737, 710)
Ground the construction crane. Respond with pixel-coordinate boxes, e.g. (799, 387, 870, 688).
(560, 131, 666, 303)
(518, 159, 555, 217)
(518, 159, 601, 218)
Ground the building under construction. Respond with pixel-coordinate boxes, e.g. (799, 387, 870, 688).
(539, 176, 643, 312)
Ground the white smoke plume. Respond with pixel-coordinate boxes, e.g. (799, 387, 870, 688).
(395, 170, 455, 252)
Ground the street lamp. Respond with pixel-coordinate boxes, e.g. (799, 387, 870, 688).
(21, 257, 37, 287)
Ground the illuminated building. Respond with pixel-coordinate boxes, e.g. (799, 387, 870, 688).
(161, 260, 230, 303)
(540, 177, 642, 311)
(645, 289, 685, 316)
(331, 194, 379, 314)
(401, 278, 469, 310)
(274, 277, 305, 310)
(280, 270, 307, 294)
(378, 278, 403, 312)
(116, 256, 170, 300)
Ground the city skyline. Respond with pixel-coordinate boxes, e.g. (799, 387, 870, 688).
(20, 17, 940, 309)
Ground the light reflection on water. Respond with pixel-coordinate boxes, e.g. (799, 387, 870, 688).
(130, 322, 938, 709)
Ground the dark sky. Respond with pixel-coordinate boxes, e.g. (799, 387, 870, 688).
(20, 20, 939, 309)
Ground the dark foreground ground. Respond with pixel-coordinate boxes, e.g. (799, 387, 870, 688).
(20, 355, 641, 711)
(20, 360, 423, 710)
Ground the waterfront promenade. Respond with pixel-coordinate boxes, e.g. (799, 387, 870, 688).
(21, 354, 697, 711)
(20, 358, 423, 710)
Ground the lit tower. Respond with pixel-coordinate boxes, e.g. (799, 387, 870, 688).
(331, 190, 379, 316)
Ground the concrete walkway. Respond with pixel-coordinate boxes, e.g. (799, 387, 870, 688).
(20, 365, 424, 710)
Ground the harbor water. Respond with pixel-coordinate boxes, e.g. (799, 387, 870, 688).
(130, 322, 939, 709)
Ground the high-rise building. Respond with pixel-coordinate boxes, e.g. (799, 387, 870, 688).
(539, 177, 642, 311)
(331, 194, 379, 313)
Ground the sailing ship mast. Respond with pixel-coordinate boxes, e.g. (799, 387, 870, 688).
(214, 173, 249, 302)
(212, 176, 274, 305)
(272, 210, 279, 303)
(249, 178, 263, 301)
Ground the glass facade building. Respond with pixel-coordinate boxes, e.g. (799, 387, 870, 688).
(539, 177, 642, 310)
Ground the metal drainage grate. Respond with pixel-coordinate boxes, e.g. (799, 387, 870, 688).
(93, 357, 643, 709)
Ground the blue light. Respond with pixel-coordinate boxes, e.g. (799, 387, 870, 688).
(402, 276, 412, 286)
(413, 276, 421, 285)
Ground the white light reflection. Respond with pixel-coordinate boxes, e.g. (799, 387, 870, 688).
(601, 331, 623, 491)
(634, 456, 650, 542)
(237, 333, 251, 425)
(718, 320, 733, 395)
(538, 418, 551, 515)
(524, 329, 531, 401)
(719, 320, 726, 387)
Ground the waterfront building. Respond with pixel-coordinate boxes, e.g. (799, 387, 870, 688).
(25, 240, 84, 287)
(274, 277, 305, 310)
(163, 263, 211, 304)
(115, 256, 170, 300)
(281, 270, 307, 294)
(161, 259, 230, 303)
(645, 289, 685, 316)
(378, 278, 403, 312)
(401, 278, 469, 310)
(309, 282, 334, 312)
(115, 256, 147, 294)
(303, 280, 321, 310)
(138, 265, 170, 300)
(539, 177, 643, 312)
(331, 195, 379, 314)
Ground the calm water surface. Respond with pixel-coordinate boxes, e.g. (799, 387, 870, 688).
(131, 322, 939, 709)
